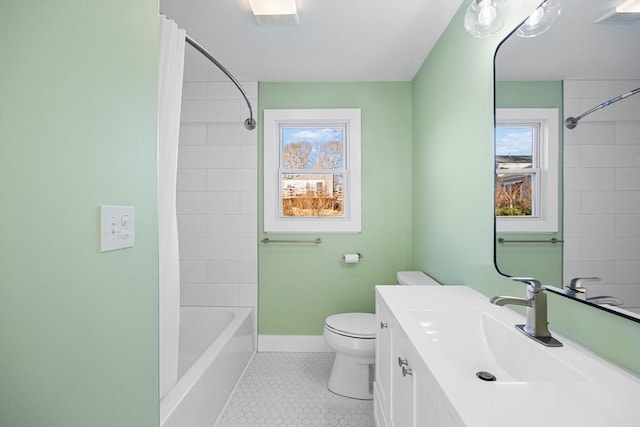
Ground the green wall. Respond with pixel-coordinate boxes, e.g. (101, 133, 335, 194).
(412, 0, 640, 373)
(258, 83, 413, 335)
(495, 81, 564, 285)
(0, 1, 159, 426)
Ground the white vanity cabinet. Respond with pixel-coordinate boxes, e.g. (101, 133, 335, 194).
(375, 285, 640, 427)
(374, 293, 421, 427)
(374, 289, 465, 427)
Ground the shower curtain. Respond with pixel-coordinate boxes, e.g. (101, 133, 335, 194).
(158, 15, 185, 399)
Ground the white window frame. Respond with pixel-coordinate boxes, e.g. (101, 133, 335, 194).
(496, 108, 559, 233)
(263, 108, 361, 233)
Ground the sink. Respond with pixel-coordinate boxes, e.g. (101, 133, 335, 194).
(409, 309, 588, 383)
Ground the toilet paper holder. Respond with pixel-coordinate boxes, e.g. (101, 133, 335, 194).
(342, 253, 363, 262)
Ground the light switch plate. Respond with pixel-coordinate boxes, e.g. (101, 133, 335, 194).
(100, 205, 135, 252)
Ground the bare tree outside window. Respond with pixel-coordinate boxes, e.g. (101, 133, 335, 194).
(280, 127, 346, 217)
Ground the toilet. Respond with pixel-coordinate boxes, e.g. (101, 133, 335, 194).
(323, 271, 441, 399)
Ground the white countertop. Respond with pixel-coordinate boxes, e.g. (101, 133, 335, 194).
(376, 285, 640, 427)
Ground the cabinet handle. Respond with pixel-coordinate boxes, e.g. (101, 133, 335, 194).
(402, 366, 413, 377)
(398, 357, 408, 367)
(380, 321, 388, 329)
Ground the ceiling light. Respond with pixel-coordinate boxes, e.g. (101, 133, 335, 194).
(464, 0, 506, 38)
(595, 0, 640, 23)
(516, 0, 561, 38)
(617, 0, 640, 13)
(249, 0, 299, 25)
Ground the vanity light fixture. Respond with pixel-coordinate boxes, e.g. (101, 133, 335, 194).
(464, 0, 506, 38)
(515, 0, 561, 38)
(249, 0, 299, 25)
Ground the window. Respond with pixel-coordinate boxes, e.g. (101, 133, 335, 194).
(264, 109, 361, 233)
(495, 108, 559, 233)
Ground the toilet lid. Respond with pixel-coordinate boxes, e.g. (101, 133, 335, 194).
(325, 313, 376, 338)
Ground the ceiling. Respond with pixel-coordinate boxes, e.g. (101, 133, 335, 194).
(159, 0, 640, 83)
(159, 0, 463, 82)
(496, 0, 640, 81)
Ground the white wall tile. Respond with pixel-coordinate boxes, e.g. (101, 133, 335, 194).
(564, 167, 616, 192)
(615, 122, 640, 145)
(177, 169, 207, 191)
(177, 192, 240, 214)
(564, 260, 616, 284)
(615, 191, 640, 214)
(178, 146, 241, 169)
(563, 191, 581, 215)
(614, 238, 640, 260)
(563, 145, 581, 168)
(206, 169, 256, 192)
(562, 238, 581, 261)
(179, 237, 241, 260)
(240, 237, 258, 260)
(206, 214, 257, 238)
(182, 82, 208, 99)
(564, 214, 615, 238)
(564, 122, 615, 146)
(181, 99, 243, 123)
(207, 123, 256, 146)
(240, 191, 257, 215)
(580, 191, 616, 214)
(616, 168, 640, 190)
(238, 283, 258, 307)
(616, 260, 640, 284)
(179, 260, 206, 283)
(241, 146, 257, 169)
(564, 80, 616, 98)
(205, 260, 257, 284)
(616, 214, 640, 237)
(180, 283, 239, 307)
(177, 80, 257, 309)
(580, 238, 618, 261)
(179, 123, 207, 146)
(177, 214, 206, 237)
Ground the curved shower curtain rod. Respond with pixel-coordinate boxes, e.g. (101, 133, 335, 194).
(565, 87, 640, 129)
(185, 35, 256, 130)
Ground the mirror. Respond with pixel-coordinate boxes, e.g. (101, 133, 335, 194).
(494, 0, 640, 320)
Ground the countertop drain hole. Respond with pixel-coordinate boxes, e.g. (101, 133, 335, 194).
(476, 371, 497, 382)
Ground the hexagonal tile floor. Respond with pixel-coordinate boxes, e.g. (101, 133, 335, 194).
(216, 352, 374, 427)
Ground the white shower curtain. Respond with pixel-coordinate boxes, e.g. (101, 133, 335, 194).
(158, 15, 185, 399)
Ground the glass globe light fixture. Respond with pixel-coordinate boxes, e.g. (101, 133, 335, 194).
(516, 0, 562, 38)
(464, 0, 506, 38)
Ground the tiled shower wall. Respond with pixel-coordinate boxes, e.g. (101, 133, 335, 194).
(176, 82, 258, 308)
(563, 79, 640, 314)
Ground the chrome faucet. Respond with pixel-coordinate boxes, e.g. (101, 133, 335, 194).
(566, 277, 623, 306)
(566, 277, 600, 300)
(490, 277, 562, 347)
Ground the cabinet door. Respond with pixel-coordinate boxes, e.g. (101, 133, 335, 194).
(390, 328, 415, 427)
(375, 295, 393, 416)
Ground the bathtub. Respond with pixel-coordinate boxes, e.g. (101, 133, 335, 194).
(160, 306, 255, 427)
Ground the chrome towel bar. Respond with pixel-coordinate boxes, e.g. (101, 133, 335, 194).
(498, 238, 563, 244)
(261, 238, 322, 244)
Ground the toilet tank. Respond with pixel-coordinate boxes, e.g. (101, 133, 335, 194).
(397, 271, 442, 286)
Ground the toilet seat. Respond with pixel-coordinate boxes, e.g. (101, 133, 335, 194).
(325, 313, 376, 339)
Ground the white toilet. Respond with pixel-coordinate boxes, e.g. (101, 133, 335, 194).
(323, 271, 441, 399)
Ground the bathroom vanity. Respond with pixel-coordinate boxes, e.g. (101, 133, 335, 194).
(373, 285, 640, 427)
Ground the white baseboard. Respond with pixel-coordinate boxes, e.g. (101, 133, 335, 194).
(258, 334, 332, 352)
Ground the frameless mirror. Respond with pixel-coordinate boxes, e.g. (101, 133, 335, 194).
(494, 0, 640, 320)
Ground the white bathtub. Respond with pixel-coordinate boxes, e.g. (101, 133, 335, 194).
(160, 306, 255, 427)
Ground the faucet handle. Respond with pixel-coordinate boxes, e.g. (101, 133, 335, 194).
(511, 277, 542, 291)
(568, 277, 600, 290)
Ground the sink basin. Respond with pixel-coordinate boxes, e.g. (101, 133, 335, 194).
(409, 309, 588, 383)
